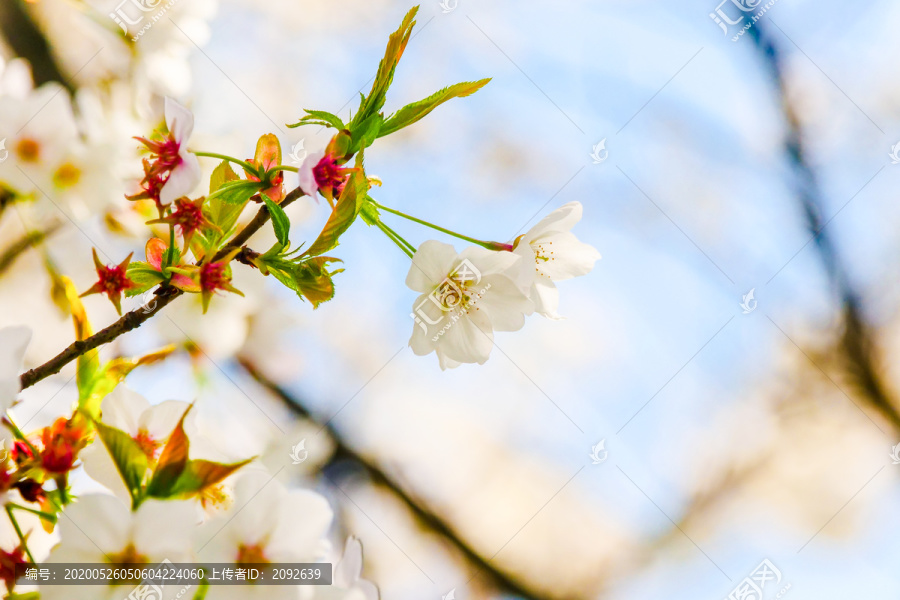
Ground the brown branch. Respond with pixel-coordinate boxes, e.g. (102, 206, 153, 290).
(237, 357, 560, 600)
(18, 188, 305, 390)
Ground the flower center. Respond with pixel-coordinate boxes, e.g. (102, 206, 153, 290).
(236, 543, 269, 566)
(199, 483, 232, 513)
(99, 264, 131, 294)
(53, 162, 82, 188)
(532, 241, 554, 277)
(133, 429, 162, 461)
(312, 155, 345, 192)
(155, 137, 182, 170)
(14, 138, 40, 162)
(200, 262, 229, 292)
(107, 544, 149, 567)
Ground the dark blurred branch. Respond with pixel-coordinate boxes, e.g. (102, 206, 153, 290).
(0, 0, 72, 91)
(750, 23, 900, 432)
(237, 357, 563, 600)
(0, 222, 61, 277)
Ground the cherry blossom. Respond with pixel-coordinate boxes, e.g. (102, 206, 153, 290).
(512, 201, 601, 319)
(407, 241, 533, 369)
(136, 97, 201, 206)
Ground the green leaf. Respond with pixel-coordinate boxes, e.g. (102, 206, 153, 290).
(380, 78, 492, 137)
(79, 347, 176, 419)
(287, 110, 346, 130)
(352, 6, 419, 127)
(206, 161, 249, 240)
(208, 179, 265, 205)
(350, 113, 384, 154)
(146, 405, 192, 498)
(167, 458, 253, 498)
(269, 265, 300, 294)
(124, 262, 166, 297)
(359, 196, 382, 227)
(293, 257, 343, 308)
(301, 154, 367, 258)
(209, 160, 239, 194)
(95, 421, 149, 504)
(262, 196, 291, 247)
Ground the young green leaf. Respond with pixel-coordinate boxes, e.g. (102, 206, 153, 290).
(79, 346, 176, 419)
(167, 458, 253, 498)
(350, 113, 384, 154)
(287, 110, 346, 131)
(208, 180, 265, 205)
(292, 256, 343, 308)
(94, 421, 149, 504)
(379, 78, 492, 137)
(146, 405, 192, 498)
(124, 262, 166, 297)
(262, 196, 291, 247)
(301, 155, 367, 258)
(353, 6, 419, 127)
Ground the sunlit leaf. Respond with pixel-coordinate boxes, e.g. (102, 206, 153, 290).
(293, 256, 343, 308)
(79, 346, 176, 419)
(379, 79, 491, 137)
(352, 6, 419, 127)
(301, 154, 367, 258)
(262, 196, 290, 247)
(95, 421, 149, 505)
(168, 458, 253, 498)
(146, 404, 192, 498)
(287, 110, 345, 131)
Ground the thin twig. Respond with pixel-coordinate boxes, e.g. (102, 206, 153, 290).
(19, 188, 305, 390)
(237, 357, 556, 600)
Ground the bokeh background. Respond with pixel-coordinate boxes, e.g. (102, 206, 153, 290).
(2, 0, 900, 598)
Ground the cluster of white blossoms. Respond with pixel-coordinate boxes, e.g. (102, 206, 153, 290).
(408, 202, 600, 369)
(0, 329, 377, 600)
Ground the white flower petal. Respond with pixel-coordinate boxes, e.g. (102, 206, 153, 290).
(405, 240, 460, 293)
(160, 151, 201, 205)
(101, 387, 150, 436)
(0, 325, 31, 380)
(297, 150, 324, 196)
(534, 231, 601, 281)
(53, 495, 131, 557)
(522, 201, 583, 241)
(439, 307, 494, 367)
(132, 499, 197, 559)
(478, 275, 533, 331)
(139, 399, 192, 441)
(532, 279, 562, 319)
(164, 96, 194, 143)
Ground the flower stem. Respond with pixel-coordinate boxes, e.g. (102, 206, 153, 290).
(373, 221, 414, 258)
(370, 200, 513, 251)
(193, 151, 257, 176)
(270, 165, 298, 173)
(8, 503, 57, 523)
(5, 505, 35, 564)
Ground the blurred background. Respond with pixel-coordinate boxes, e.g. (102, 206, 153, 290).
(2, 0, 900, 598)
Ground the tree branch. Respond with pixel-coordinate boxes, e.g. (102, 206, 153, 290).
(19, 188, 305, 390)
(750, 23, 900, 431)
(237, 357, 560, 600)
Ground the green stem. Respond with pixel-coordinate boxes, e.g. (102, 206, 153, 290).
(269, 165, 298, 173)
(3, 415, 38, 457)
(8, 503, 57, 523)
(193, 151, 257, 175)
(373, 221, 414, 259)
(379, 221, 417, 254)
(6, 505, 35, 564)
(371, 200, 513, 251)
(166, 223, 176, 267)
